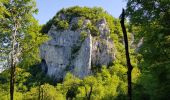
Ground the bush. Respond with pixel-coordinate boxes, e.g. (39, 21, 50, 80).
(41, 19, 53, 33)
(80, 31, 88, 42)
(86, 23, 99, 36)
(42, 6, 116, 36)
(71, 23, 79, 31)
(54, 19, 69, 31)
(71, 19, 83, 31)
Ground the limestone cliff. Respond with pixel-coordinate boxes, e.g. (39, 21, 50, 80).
(40, 7, 116, 80)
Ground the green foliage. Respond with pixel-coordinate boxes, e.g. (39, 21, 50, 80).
(0, 64, 56, 99)
(41, 6, 117, 38)
(1, 0, 169, 99)
(77, 19, 84, 28)
(0, 65, 129, 100)
(126, 0, 170, 99)
(39, 84, 64, 100)
(71, 19, 84, 31)
(22, 83, 64, 100)
(86, 23, 99, 36)
(0, 5, 140, 100)
(55, 67, 130, 100)
(71, 23, 79, 31)
(19, 18, 49, 68)
(54, 20, 69, 31)
(0, 0, 9, 19)
(57, 6, 104, 22)
(80, 31, 88, 42)
(0, 1, 46, 100)
(41, 19, 53, 33)
(0, 0, 39, 69)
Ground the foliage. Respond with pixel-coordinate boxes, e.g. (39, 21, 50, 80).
(41, 19, 53, 33)
(0, 0, 41, 99)
(0, 0, 169, 99)
(126, 0, 170, 99)
(0, 63, 139, 100)
(86, 23, 99, 36)
(19, 19, 49, 69)
(80, 31, 88, 42)
(41, 6, 118, 38)
(0, 4, 141, 100)
(54, 19, 69, 31)
(71, 18, 84, 31)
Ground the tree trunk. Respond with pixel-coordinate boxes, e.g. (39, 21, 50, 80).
(120, 9, 133, 100)
(87, 86, 92, 100)
(10, 25, 17, 100)
(38, 82, 41, 100)
(10, 62, 15, 100)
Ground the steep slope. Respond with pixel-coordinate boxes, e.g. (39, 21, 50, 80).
(40, 6, 120, 80)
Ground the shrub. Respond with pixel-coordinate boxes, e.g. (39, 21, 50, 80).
(80, 31, 88, 42)
(71, 23, 79, 31)
(54, 19, 69, 31)
(86, 23, 99, 36)
(41, 19, 53, 33)
(71, 19, 83, 31)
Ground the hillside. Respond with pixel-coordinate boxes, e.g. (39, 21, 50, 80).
(40, 6, 118, 81)
(2, 1, 170, 99)
(0, 6, 138, 100)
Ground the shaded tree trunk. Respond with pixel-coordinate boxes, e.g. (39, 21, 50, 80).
(120, 9, 133, 100)
(87, 86, 92, 100)
(10, 23, 18, 100)
(38, 82, 41, 100)
(10, 62, 15, 100)
(84, 86, 92, 100)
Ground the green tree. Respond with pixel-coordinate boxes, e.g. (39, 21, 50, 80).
(126, 0, 170, 99)
(0, 0, 40, 99)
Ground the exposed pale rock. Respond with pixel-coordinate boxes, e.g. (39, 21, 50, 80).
(40, 18, 116, 80)
(82, 19, 91, 28)
(136, 37, 144, 52)
(71, 34, 92, 78)
(91, 38, 115, 66)
(97, 18, 110, 39)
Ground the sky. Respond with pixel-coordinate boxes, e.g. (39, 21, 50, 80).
(34, 0, 127, 25)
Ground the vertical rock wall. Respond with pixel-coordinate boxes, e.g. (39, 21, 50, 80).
(40, 18, 116, 80)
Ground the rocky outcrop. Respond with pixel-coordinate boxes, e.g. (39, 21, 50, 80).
(40, 17, 116, 81)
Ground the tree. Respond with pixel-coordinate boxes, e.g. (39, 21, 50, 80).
(82, 76, 97, 100)
(0, 0, 38, 100)
(126, 0, 170, 99)
(120, 9, 133, 100)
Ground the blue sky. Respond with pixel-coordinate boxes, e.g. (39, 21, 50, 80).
(35, 0, 127, 25)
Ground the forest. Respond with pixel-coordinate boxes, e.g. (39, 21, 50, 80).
(0, 0, 170, 100)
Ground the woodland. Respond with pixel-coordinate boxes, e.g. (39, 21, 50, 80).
(0, 0, 170, 100)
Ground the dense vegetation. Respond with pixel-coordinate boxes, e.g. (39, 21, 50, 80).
(0, 0, 170, 100)
(126, 0, 170, 100)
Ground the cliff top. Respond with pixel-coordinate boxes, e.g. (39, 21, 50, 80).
(41, 6, 116, 37)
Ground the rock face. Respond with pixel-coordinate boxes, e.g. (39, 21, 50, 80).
(40, 18, 116, 80)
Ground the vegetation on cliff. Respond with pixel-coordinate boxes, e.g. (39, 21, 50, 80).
(41, 6, 116, 37)
(0, 0, 170, 99)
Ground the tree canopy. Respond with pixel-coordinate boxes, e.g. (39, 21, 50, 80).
(0, 0, 169, 99)
(126, 0, 170, 99)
